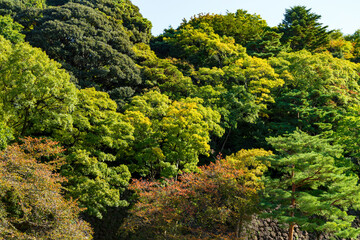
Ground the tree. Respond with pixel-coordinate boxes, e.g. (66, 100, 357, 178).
(327, 30, 354, 60)
(151, 23, 246, 68)
(182, 9, 268, 47)
(0, 35, 133, 218)
(222, 56, 284, 110)
(132, 43, 196, 99)
(58, 88, 133, 218)
(246, 28, 287, 58)
(19, 0, 46, 8)
(67, 0, 152, 44)
(345, 29, 360, 62)
(0, 15, 24, 43)
(121, 149, 271, 239)
(0, 137, 92, 239)
(123, 91, 223, 179)
(8, 0, 144, 107)
(278, 6, 331, 52)
(334, 105, 360, 164)
(262, 130, 360, 240)
(267, 50, 360, 136)
(0, 35, 77, 138)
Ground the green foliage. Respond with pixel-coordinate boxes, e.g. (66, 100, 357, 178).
(262, 130, 360, 239)
(133, 43, 195, 99)
(189, 57, 283, 153)
(246, 28, 287, 58)
(0, 36, 77, 138)
(58, 88, 133, 218)
(0, 0, 46, 9)
(223, 56, 284, 110)
(278, 6, 331, 52)
(0, 122, 13, 150)
(2, 3, 360, 238)
(0, 15, 24, 43)
(0, 137, 92, 239)
(345, 29, 360, 62)
(335, 105, 360, 162)
(181, 10, 287, 58)
(0, 36, 132, 218)
(182, 10, 268, 47)
(121, 149, 271, 239)
(8, 0, 144, 107)
(123, 90, 223, 179)
(190, 56, 284, 129)
(20, 0, 46, 8)
(69, 0, 152, 44)
(267, 50, 360, 136)
(327, 30, 354, 60)
(151, 24, 284, 153)
(151, 23, 246, 68)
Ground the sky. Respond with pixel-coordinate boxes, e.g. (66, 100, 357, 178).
(131, 0, 360, 36)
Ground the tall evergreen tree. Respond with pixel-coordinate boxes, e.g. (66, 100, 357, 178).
(278, 6, 331, 52)
(262, 130, 360, 240)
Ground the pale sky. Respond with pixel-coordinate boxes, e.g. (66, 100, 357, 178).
(131, 0, 360, 36)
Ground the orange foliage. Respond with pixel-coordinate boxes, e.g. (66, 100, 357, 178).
(0, 137, 92, 239)
(121, 149, 271, 239)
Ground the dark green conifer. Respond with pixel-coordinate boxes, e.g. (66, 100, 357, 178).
(278, 6, 331, 52)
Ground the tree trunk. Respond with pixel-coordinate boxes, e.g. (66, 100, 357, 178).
(220, 128, 231, 153)
(288, 165, 296, 240)
(175, 159, 180, 181)
(235, 218, 242, 239)
(288, 223, 295, 240)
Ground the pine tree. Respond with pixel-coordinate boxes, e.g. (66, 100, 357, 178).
(262, 130, 360, 240)
(278, 6, 331, 52)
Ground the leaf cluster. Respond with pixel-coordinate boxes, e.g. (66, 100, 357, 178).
(121, 149, 271, 239)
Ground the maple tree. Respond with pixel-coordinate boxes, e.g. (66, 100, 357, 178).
(0, 137, 92, 239)
(182, 10, 267, 47)
(123, 90, 223, 179)
(121, 149, 271, 239)
(0, 35, 77, 138)
(0, 15, 24, 44)
(151, 23, 246, 68)
(58, 88, 133, 218)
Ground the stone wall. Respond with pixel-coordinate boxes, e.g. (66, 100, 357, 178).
(246, 217, 321, 240)
(244, 216, 357, 240)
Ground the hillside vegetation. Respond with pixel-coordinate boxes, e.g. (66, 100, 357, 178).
(1, 1, 360, 239)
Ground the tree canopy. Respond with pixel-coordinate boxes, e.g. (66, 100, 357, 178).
(0, 137, 92, 239)
(262, 130, 360, 240)
(182, 10, 268, 46)
(278, 6, 331, 52)
(1, 0, 151, 107)
(0, 35, 77, 138)
(1, 3, 360, 239)
(121, 149, 271, 239)
(123, 90, 223, 179)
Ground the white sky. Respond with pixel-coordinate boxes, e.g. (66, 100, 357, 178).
(131, 0, 360, 36)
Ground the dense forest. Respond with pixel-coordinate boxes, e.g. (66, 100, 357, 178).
(1, 0, 360, 239)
